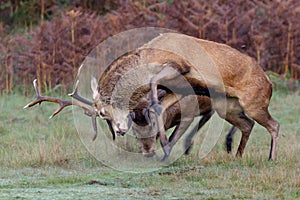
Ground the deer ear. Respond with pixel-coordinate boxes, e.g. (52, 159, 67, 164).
(91, 77, 99, 100)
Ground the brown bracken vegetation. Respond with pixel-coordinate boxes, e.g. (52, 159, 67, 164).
(0, 0, 299, 94)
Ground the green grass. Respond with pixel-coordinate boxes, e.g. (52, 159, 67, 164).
(0, 90, 299, 199)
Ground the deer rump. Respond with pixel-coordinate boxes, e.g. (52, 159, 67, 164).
(95, 33, 279, 161)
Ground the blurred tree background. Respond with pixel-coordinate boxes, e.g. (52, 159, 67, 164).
(0, 0, 299, 94)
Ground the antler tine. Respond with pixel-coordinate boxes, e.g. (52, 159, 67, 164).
(49, 101, 73, 119)
(33, 79, 40, 98)
(24, 78, 102, 141)
(24, 79, 118, 142)
(106, 119, 116, 140)
(68, 80, 93, 106)
(24, 79, 74, 119)
(68, 81, 101, 141)
(23, 79, 41, 109)
(91, 114, 98, 141)
(68, 79, 79, 97)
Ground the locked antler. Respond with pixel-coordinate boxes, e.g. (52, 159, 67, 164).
(24, 79, 94, 117)
(24, 79, 104, 141)
(68, 80, 116, 140)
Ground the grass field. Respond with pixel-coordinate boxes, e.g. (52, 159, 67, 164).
(0, 90, 299, 199)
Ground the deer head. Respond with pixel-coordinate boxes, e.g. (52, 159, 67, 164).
(91, 76, 135, 136)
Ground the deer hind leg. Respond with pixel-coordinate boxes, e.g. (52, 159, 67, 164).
(223, 112, 255, 158)
(238, 89, 279, 161)
(237, 81, 280, 160)
(225, 126, 238, 153)
(244, 108, 279, 161)
(214, 97, 254, 157)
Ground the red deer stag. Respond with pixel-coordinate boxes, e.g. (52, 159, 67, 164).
(92, 32, 279, 161)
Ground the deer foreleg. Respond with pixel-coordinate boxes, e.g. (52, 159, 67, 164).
(148, 64, 184, 111)
(161, 120, 193, 162)
(147, 65, 186, 161)
(147, 94, 183, 161)
(183, 110, 215, 155)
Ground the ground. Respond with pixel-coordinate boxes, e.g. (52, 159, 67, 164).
(0, 90, 299, 199)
